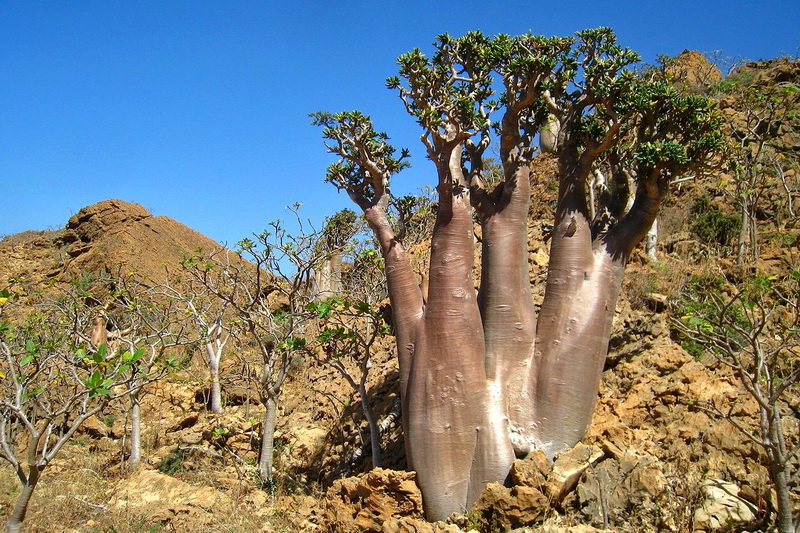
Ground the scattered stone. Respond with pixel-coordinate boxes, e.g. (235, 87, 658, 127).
(80, 415, 110, 439)
(470, 482, 548, 530)
(693, 479, 755, 531)
(546, 444, 604, 503)
(110, 469, 233, 525)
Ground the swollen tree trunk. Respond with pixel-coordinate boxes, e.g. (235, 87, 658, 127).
(258, 395, 278, 483)
(476, 163, 538, 456)
(5, 468, 40, 533)
(533, 222, 625, 456)
(129, 389, 142, 470)
(406, 190, 513, 520)
(531, 153, 661, 458)
(314, 253, 343, 299)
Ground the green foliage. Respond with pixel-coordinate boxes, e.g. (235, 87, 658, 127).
(690, 209, 741, 247)
(309, 110, 410, 206)
(672, 275, 751, 357)
(157, 448, 186, 475)
(711, 69, 756, 94)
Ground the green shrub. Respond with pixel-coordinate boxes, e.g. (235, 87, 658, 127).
(671, 274, 751, 357)
(691, 209, 740, 247)
(156, 448, 185, 475)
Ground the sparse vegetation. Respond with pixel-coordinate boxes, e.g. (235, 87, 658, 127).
(673, 273, 800, 532)
(0, 33, 797, 533)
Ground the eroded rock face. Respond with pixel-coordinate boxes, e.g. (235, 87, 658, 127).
(322, 468, 424, 532)
(665, 50, 722, 92)
(575, 453, 667, 528)
(470, 482, 548, 530)
(66, 199, 152, 243)
(1, 198, 224, 288)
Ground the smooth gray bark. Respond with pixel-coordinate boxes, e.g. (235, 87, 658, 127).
(359, 382, 382, 468)
(209, 358, 222, 414)
(258, 395, 278, 483)
(129, 390, 142, 470)
(4, 468, 39, 533)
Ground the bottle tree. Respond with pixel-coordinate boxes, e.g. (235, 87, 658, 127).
(312, 27, 725, 521)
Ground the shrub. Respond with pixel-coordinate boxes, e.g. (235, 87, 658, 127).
(691, 209, 741, 247)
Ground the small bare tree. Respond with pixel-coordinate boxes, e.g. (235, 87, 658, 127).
(309, 297, 391, 468)
(179, 206, 331, 484)
(0, 283, 175, 532)
(674, 274, 800, 532)
(59, 276, 192, 471)
(156, 279, 233, 414)
(728, 82, 799, 264)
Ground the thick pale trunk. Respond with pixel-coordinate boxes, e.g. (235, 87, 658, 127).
(129, 390, 142, 470)
(477, 166, 538, 455)
(5, 468, 39, 533)
(533, 230, 624, 457)
(359, 382, 382, 469)
(407, 193, 513, 520)
(531, 153, 656, 458)
(539, 114, 561, 154)
(258, 395, 278, 483)
(314, 254, 343, 299)
(209, 359, 223, 414)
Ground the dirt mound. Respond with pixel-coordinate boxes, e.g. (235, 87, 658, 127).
(666, 49, 723, 91)
(0, 198, 223, 288)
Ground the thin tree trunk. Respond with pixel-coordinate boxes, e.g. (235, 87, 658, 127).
(129, 389, 142, 470)
(738, 198, 749, 264)
(363, 200, 423, 401)
(645, 218, 658, 261)
(771, 462, 793, 532)
(359, 382, 382, 469)
(258, 395, 278, 483)
(209, 359, 222, 414)
(769, 408, 793, 533)
(5, 468, 39, 533)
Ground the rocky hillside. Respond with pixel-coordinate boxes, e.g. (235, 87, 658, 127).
(0, 55, 797, 533)
(0, 199, 223, 288)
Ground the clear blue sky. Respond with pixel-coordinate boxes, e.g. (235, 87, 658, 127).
(2, 1, 798, 245)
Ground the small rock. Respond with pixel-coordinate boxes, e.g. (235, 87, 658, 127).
(693, 479, 754, 530)
(471, 482, 548, 530)
(546, 443, 604, 503)
(510, 450, 550, 489)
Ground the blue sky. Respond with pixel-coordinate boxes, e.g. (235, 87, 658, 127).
(2, 1, 798, 246)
